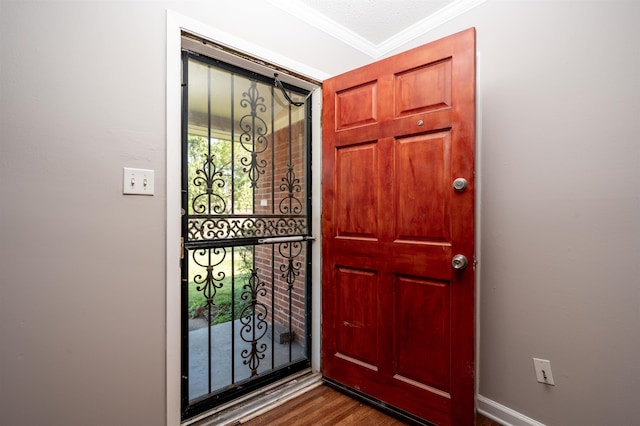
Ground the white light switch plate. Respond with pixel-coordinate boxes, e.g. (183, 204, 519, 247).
(533, 358, 555, 385)
(123, 167, 155, 195)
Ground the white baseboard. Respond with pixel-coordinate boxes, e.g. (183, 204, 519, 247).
(477, 395, 546, 426)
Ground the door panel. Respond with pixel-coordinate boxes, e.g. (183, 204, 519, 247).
(393, 275, 450, 392)
(322, 28, 475, 425)
(394, 132, 451, 242)
(335, 143, 379, 238)
(335, 81, 379, 130)
(335, 267, 379, 369)
(394, 59, 452, 116)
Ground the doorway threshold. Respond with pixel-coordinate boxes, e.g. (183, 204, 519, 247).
(183, 369, 322, 426)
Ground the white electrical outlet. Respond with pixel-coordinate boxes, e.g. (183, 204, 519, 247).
(533, 358, 555, 386)
(123, 167, 155, 196)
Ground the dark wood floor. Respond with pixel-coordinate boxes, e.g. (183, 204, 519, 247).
(242, 384, 501, 425)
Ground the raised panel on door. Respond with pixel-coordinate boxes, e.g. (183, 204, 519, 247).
(335, 81, 379, 130)
(393, 275, 451, 395)
(394, 59, 452, 117)
(334, 266, 379, 371)
(383, 55, 454, 139)
(394, 131, 452, 243)
(335, 142, 379, 240)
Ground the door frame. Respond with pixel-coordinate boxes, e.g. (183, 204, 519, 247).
(166, 10, 325, 425)
(167, 10, 483, 426)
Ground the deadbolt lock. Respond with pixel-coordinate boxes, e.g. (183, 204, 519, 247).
(452, 177, 468, 192)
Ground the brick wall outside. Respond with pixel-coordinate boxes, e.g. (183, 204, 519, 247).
(253, 118, 307, 345)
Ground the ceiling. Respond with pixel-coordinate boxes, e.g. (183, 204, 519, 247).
(267, 0, 485, 58)
(298, 0, 455, 44)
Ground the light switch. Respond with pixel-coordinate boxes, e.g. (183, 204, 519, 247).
(533, 358, 555, 385)
(123, 167, 155, 196)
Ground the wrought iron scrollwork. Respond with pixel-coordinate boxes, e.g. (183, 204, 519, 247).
(186, 77, 308, 243)
(279, 241, 303, 290)
(239, 268, 268, 377)
(192, 154, 227, 215)
(191, 247, 227, 312)
(239, 81, 269, 188)
(279, 164, 303, 214)
(187, 216, 306, 241)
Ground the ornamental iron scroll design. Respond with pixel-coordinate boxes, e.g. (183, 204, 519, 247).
(187, 216, 306, 241)
(279, 241, 303, 291)
(279, 164, 303, 215)
(191, 247, 227, 312)
(192, 154, 227, 215)
(239, 268, 268, 377)
(186, 77, 307, 243)
(239, 80, 269, 188)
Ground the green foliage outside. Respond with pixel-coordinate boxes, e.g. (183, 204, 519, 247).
(188, 274, 251, 324)
(187, 135, 254, 215)
(188, 247, 255, 325)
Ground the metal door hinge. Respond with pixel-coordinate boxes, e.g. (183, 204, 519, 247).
(180, 237, 185, 260)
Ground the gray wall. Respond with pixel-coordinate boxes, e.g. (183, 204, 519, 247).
(1, 1, 638, 425)
(0, 2, 168, 425)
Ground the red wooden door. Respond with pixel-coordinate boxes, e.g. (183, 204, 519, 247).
(321, 29, 476, 425)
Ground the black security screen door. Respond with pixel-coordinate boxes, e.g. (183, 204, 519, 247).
(181, 51, 312, 420)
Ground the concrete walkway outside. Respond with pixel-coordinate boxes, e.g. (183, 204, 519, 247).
(189, 319, 306, 401)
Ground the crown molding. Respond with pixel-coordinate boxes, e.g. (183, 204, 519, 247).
(267, 0, 486, 59)
(267, 0, 380, 57)
(378, 0, 486, 55)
